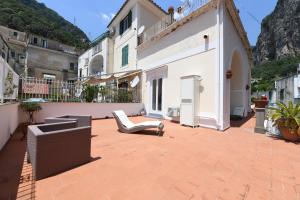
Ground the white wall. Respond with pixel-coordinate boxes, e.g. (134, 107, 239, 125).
(137, 2, 162, 30)
(78, 38, 110, 78)
(0, 103, 20, 150)
(23, 103, 145, 123)
(138, 10, 217, 69)
(110, 1, 138, 73)
(222, 6, 251, 129)
(138, 9, 218, 128)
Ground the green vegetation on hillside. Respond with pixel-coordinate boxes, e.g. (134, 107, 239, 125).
(0, 0, 90, 49)
(252, 56, 300, 92)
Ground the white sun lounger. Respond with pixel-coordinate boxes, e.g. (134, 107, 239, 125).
(112, 110, 164, 135)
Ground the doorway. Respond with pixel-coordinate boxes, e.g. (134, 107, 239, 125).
(150, 78, 163, 115)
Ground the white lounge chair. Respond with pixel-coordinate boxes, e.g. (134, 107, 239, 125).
(112, 110, 164, 135)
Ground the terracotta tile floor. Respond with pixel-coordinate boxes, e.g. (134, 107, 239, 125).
(1, 116, 300, 200)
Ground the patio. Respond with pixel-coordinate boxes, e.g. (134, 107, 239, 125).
(1, 116, 300, 200)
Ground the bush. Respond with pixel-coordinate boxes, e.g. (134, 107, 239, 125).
(83, 84, 99, 103)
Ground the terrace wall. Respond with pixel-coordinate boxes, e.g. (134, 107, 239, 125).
(0, 103, 20, 150)
(0, 102, 144, 150)
(20, 103, 145, 123)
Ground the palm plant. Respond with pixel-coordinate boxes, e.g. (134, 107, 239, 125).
(269, 101, 300, 135)
(20, 102, 42, 124)
(83, 84, 99, 103)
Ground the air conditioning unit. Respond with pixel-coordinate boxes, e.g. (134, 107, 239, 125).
(180, 75, 202, 127)
(167, 107, 180, 117)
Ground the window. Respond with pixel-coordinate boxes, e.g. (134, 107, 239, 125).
(33, 37, 38, 44)
(13, 32, 18, 37)
(152, 79, 157, 110)
(122, 45, 129, 67)
(43, 74, 56, 84)
(158, 78, 162, 111)
(119, 10, 132, 35)
(43, 74, 56, 79)
(70, 63, 75, 71)
(79, 69, 82, 78)
(85, 58, 89, 66)
(42, 39, 47, 48)
(280, 89, 284, 101)
(11, 51, 15, 58)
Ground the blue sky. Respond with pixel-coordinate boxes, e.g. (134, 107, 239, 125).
(37, 0, 277, 45)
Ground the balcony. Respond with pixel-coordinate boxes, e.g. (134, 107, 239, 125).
(138, 0, 211, 46)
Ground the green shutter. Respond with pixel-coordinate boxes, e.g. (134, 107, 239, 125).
(122, 45, 129, 67)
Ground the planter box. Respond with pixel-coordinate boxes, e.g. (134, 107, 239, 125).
(254, 100, 269, 108)
(279, 126, 300, 142)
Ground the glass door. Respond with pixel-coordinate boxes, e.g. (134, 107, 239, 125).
(151, 78, 163, 114)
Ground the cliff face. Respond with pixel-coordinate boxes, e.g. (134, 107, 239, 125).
(254, 0, 300, 64)
(0, 0, 90, 49)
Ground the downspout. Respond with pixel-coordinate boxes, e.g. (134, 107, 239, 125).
(216, 0, 222, 130)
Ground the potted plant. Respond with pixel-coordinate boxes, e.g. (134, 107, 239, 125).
(83, 84, 99, 103)
(253, 95, 269, 108)
(269, 101, 300, 142)
(226, 70, 233, 79)
(20, 102, 42, 124)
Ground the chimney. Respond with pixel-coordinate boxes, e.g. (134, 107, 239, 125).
(168, 6, 175, 22)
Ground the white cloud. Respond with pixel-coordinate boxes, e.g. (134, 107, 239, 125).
(98, 12, 115, 23)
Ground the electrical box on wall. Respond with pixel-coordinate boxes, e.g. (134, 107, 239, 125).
(180, 75, 202, 127)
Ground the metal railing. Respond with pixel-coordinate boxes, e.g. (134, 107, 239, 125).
(139, 15, 174, 45)
(20, 77, 80, 102)
(138, 0, 211, 45)
(97, 84, 141, 103)
(19, 77, 141, 103)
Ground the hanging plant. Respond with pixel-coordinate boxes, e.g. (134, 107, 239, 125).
(226, 70, 233, 79)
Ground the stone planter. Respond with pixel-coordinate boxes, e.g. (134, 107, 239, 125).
(279, 126, 300, 142)
(254, 100, 269, 108)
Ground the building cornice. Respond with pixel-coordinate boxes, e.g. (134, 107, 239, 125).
(107, 0, 167, 28)
(224, 0, 253, 63)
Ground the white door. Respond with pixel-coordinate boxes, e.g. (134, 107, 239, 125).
(150, 78, 163, 114)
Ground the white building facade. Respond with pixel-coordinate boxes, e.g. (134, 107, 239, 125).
(78, 31, 113, 79)
(79, 0, 253, 131)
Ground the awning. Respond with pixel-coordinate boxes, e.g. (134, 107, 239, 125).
(84, 69, 142, 85)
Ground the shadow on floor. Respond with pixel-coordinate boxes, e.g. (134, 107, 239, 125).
(230, 112, 255, 128)
(118, 130, 164, 137)
(0, 132, 35, 200)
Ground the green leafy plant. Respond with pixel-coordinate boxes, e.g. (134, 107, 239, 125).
(83, 84, 99, 102)
(269, 101, 300, 135)
(117, 89, 133, 103)
(20, 102, 42, 124)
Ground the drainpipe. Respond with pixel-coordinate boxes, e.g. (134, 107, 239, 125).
(216, 0, 222, 130)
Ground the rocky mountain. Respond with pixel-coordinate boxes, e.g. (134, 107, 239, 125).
(254, 0, 300, 64)
(0, 0, 90, 49)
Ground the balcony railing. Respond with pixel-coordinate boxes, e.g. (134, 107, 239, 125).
(138, 15, 174, 45)
(19, 77, 141, 103)
(138, 0, 211, 45)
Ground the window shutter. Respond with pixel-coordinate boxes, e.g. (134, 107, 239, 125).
(125, 46, 129, 65)
(128, 11, 132, 28)
(122, 45, 129, 67)
(119, 21, 124, 35)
